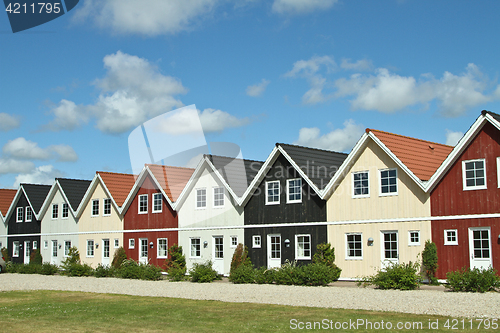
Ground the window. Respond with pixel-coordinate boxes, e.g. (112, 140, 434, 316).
(213, 187, 224, 207)
(266, 181, 280, 205)
(252, 235, 261, 248)
(13, 241, 19, 257)
(295, 234, 311, 260)
(346, 233, 362, 259)
(16, 207, 23, 222)
(103, 198, 111, 216)
(92, 199, 99, 216)
(52, 204, 58, 219)
(214, 237, 223, 259)
(103, 239, 110, 259)
(52, 240, 58, 258)
(152, 193, 162, 213)
(444, 229, 458, 245)
(62, 203, 69, 218)
(287, 179, 302, 203)
(128, 238, 135, 249)
(25, 207, 32, 222)
(353, 171, 369, 197)
(157, 238, 168, 258)
(190, 238, 201, 257)
(33, 241, 37, 250)
(196, 188, 206, 208)
(138, 194, 148, 214)
(64, 241, 71, 257)
(463, 159, 486, 190)
(87, 239, 94, 257)
(44, 240, 48, 249)
(380, 169, 397, 195)
(409, 231, 420, 246)
(114, 239, 119, 248)
(230, 236, 238, 248)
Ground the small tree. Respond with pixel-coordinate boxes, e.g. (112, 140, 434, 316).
(422, 240, 439, 285)
(1, 247, 10, 262)
(61, 247, 81, 268)
(30, 248, 43, 265)
(164, 244, 186, 271)
(313, 243, 336, 267)
(230, 243, 251, 272)
(111, 246, 127, 269)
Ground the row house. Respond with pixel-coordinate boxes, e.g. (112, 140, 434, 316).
(0, 189, 17, 251)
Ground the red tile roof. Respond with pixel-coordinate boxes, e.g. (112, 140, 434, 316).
(97, 172, 136, 207)
(147, 164, 195, 202)
(0, 189, 17, 215)
(369, 129, 454, 181)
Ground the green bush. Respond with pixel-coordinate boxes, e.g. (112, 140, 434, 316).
(229, 264, 255, 284)
(164, 244, 187, 281)
(301, 263, 341, 286)
(17, 263, 40, 274)
(30, 249, 43, 265)
(6, 262, 58, 275)
(446, 267, 500, 293)
(313, 243, 336, 266)
(167, 265, 187, 281)
(62, 262, 94, 277)
(94, 264, 116, 278)
(422, 240, 439, 285)
(230, 243, 251, 272)
(359, 262, 422, 290)
(111, 247, 127, 269)
(189, 261, 220, 283)
(273, 260, 303, 285)
(254, 267, 275, 284)
(116, 259, 162, 281)
(40, 263, 59, 275)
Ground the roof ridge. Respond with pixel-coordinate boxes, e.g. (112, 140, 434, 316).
(367, 128, 453, 148)
(96, 171, 135, 176)
(205, 154, 264, 164)
(276, 142, 348, 155)
(146, 164, 195, 171)
(56, 178, 91, 182)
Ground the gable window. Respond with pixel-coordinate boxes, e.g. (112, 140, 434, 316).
(252, 235, 261, 248)
(62, 203, 69, 219)
(16, 207, 23, 222)
(444, 229, 458, 245)
(295, 234, 311, 260)
(52, 204, 59, 219)
(346, 233, 362, 259)
(103, 198, 111, 216)
(463, 159, 486, 190)
(380, 169, 397, 195)
(157, 238, 168, 258)
(13, 241, 19, 257)
(231, 236, 238, 248)
(128, 238, 135, 249)
(287, 179, 302, 203)
(213, 187, 224, 207)
(196, 188, 206, 208)
(353, 171, 369, 197)
(408, 231, 420, 246)
(266, 181, 280, 205)
(25, 207, 32, 222)
(190, 238, 201, 258)
(87, 239, 94, 257)
(64, 241, 71, 257)
(138, 194, 148, 214)
(92, 199, 99, 216)
(152, 193, 162, 213)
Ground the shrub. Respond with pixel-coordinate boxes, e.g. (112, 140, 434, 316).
(229, 264, 255, 284)
(313, 243, 336, 267)
(111, 247, 127, 269)
(1, 247, 10, 262)
(167, 265, 187, 281)
(63, 263, 94, 277)
(40, 263, 59, 275)
(164, 244, 187, 281)
(359, 262, 422, 290)
(61, 247, 81, 268)
(273, 260, 303, 285)
(189, 261, 220, 283)
(30, 249, 43, 265)
(301, 263, 341, 286)
(422, 240, 439, 285)
(116, 259, 162, 281)
(230, 243, 251, 272)
(446, 267, 500, 293)
(94, 263, 116, 278)
(17, 263, 40, 274)
(254, 267, 275, 284)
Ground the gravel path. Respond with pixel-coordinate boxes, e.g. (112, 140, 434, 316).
(1, 274, 499, 318)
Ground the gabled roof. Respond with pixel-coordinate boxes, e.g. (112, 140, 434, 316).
(21, 184, 51, 215)
(0, 189, 17, 217)
(39, 178, 92, 219)
(147, 164, 195, 202)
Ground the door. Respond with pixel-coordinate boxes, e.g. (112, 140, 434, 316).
(212, 236, 224, 275)
(24, 241, 31, 264)
(102, 239, 110, 266)
(267, 234, 281, 268)
(469, 228, 492, 270)
(139, 238, 148, 264)
(51, 240, 57, 264)
(381, 231, 398, 270)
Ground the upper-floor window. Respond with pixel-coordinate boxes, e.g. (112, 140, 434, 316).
(52, 204, 59, 219)
(62, 203, 69, 219)
(266, 181, 280, 205)
(152, 193, 162, 213)
(25, 206, 32, 222)
(463, 159, 486, 190)
(213, 187, 224, 207)
(103, 198, 112, 216)
(138, 194, 148, 214)
(353, 171, 369, 197)
(287, 179, 302, 203)
(16, 207, 23, 222)
(380, 169, 397, 196)
(196, 188, 206, 209)
(92, 199, 99, 216)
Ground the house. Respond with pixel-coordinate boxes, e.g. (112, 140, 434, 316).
(5, 184, 51, 264)
(427, 110, 500, 278)
(0, 189, 18, 251)
(38, 178, 91, 266)
(242, 143, 347, 269)
(76, 171, 136, 267)
(175, 155, 263, 275)
(121, 164, 194, 267)
(323, 129, 452, 279)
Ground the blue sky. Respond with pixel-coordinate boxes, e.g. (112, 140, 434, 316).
(1, 0, 500, 188)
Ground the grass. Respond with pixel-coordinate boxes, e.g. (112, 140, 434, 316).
(0, 290, 492, 332)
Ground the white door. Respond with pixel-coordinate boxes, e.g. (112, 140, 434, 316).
(469, 228, 492, 270)
(212, 236, 224, 275)
(381, 231, 398, 270)
(24, 241, 31, 264)
(267, 234, 281, 268)
(139, 238, 148, 264)
(102, 239, 110, 266)
(51, 240, 57, 265)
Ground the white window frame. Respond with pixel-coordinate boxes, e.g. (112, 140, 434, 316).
(64, 241, 71, 257)
(379, 168, 398, 196)
(346, 233, 363, 260)
(25, 206, 32, 222)
(152, 193, 162, 213)
(287, 178, 302, 204)
(265, 180, 280, 205)
(44, 240, 48, 249)
(52, 240, 58, 258)
(33, 241, 37, 250)
(157, 238, 168, 259)
(62, 203, 69, 219)
(252, 235, 261, 248)
(213, 187, 225, 208)
(352, 171, 370, 198)
(114, 238, 119, 248)
(52, 203, 59, 219)
(408, 230, 420, 246)
(13, 241, 20, 257)
(444, 229, 458, 246)
(230, 236, 238, 248)
(103, 198, 112, 216)
(295, 234, 311, 260)
(16, 207, 23, 222)
(462, 159, 487, 190)
(196, 188, 207, 209)
(190, 237, 201, 258)
(91, 199, 99, 217)
(86, 239, 94, 257)
(138, 194, 148, 214)
(129, 238, 135, 249)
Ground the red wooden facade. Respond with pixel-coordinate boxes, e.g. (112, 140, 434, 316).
(431, 121, 500, 278)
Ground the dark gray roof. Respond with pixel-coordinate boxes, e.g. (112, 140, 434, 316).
(278, 143, 348, 190)
(206, 155, 264, 197)
(22, 184, 51, 214)
(57, 178, 92, 211)
(483, 110, 500, 123)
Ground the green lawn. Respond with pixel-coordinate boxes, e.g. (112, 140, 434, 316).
(0, 290, 493, 332)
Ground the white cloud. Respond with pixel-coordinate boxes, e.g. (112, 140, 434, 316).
(45, 99, 88, 131)
(49, 145, 78, 162)
(199, 108, 251, 132)
(246, 79, 270, 97)
(0, 113, 20, 131)
(13, 165, 64, 187)
(0, 158, 34, 175)
(340, 58, 373, 71)
(73, 0, 219, 36)
(445, 130, 464, 146)
(2, 138, 78, 162)
(294, 119, 363, 152)
(272, 0, 338, 14)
